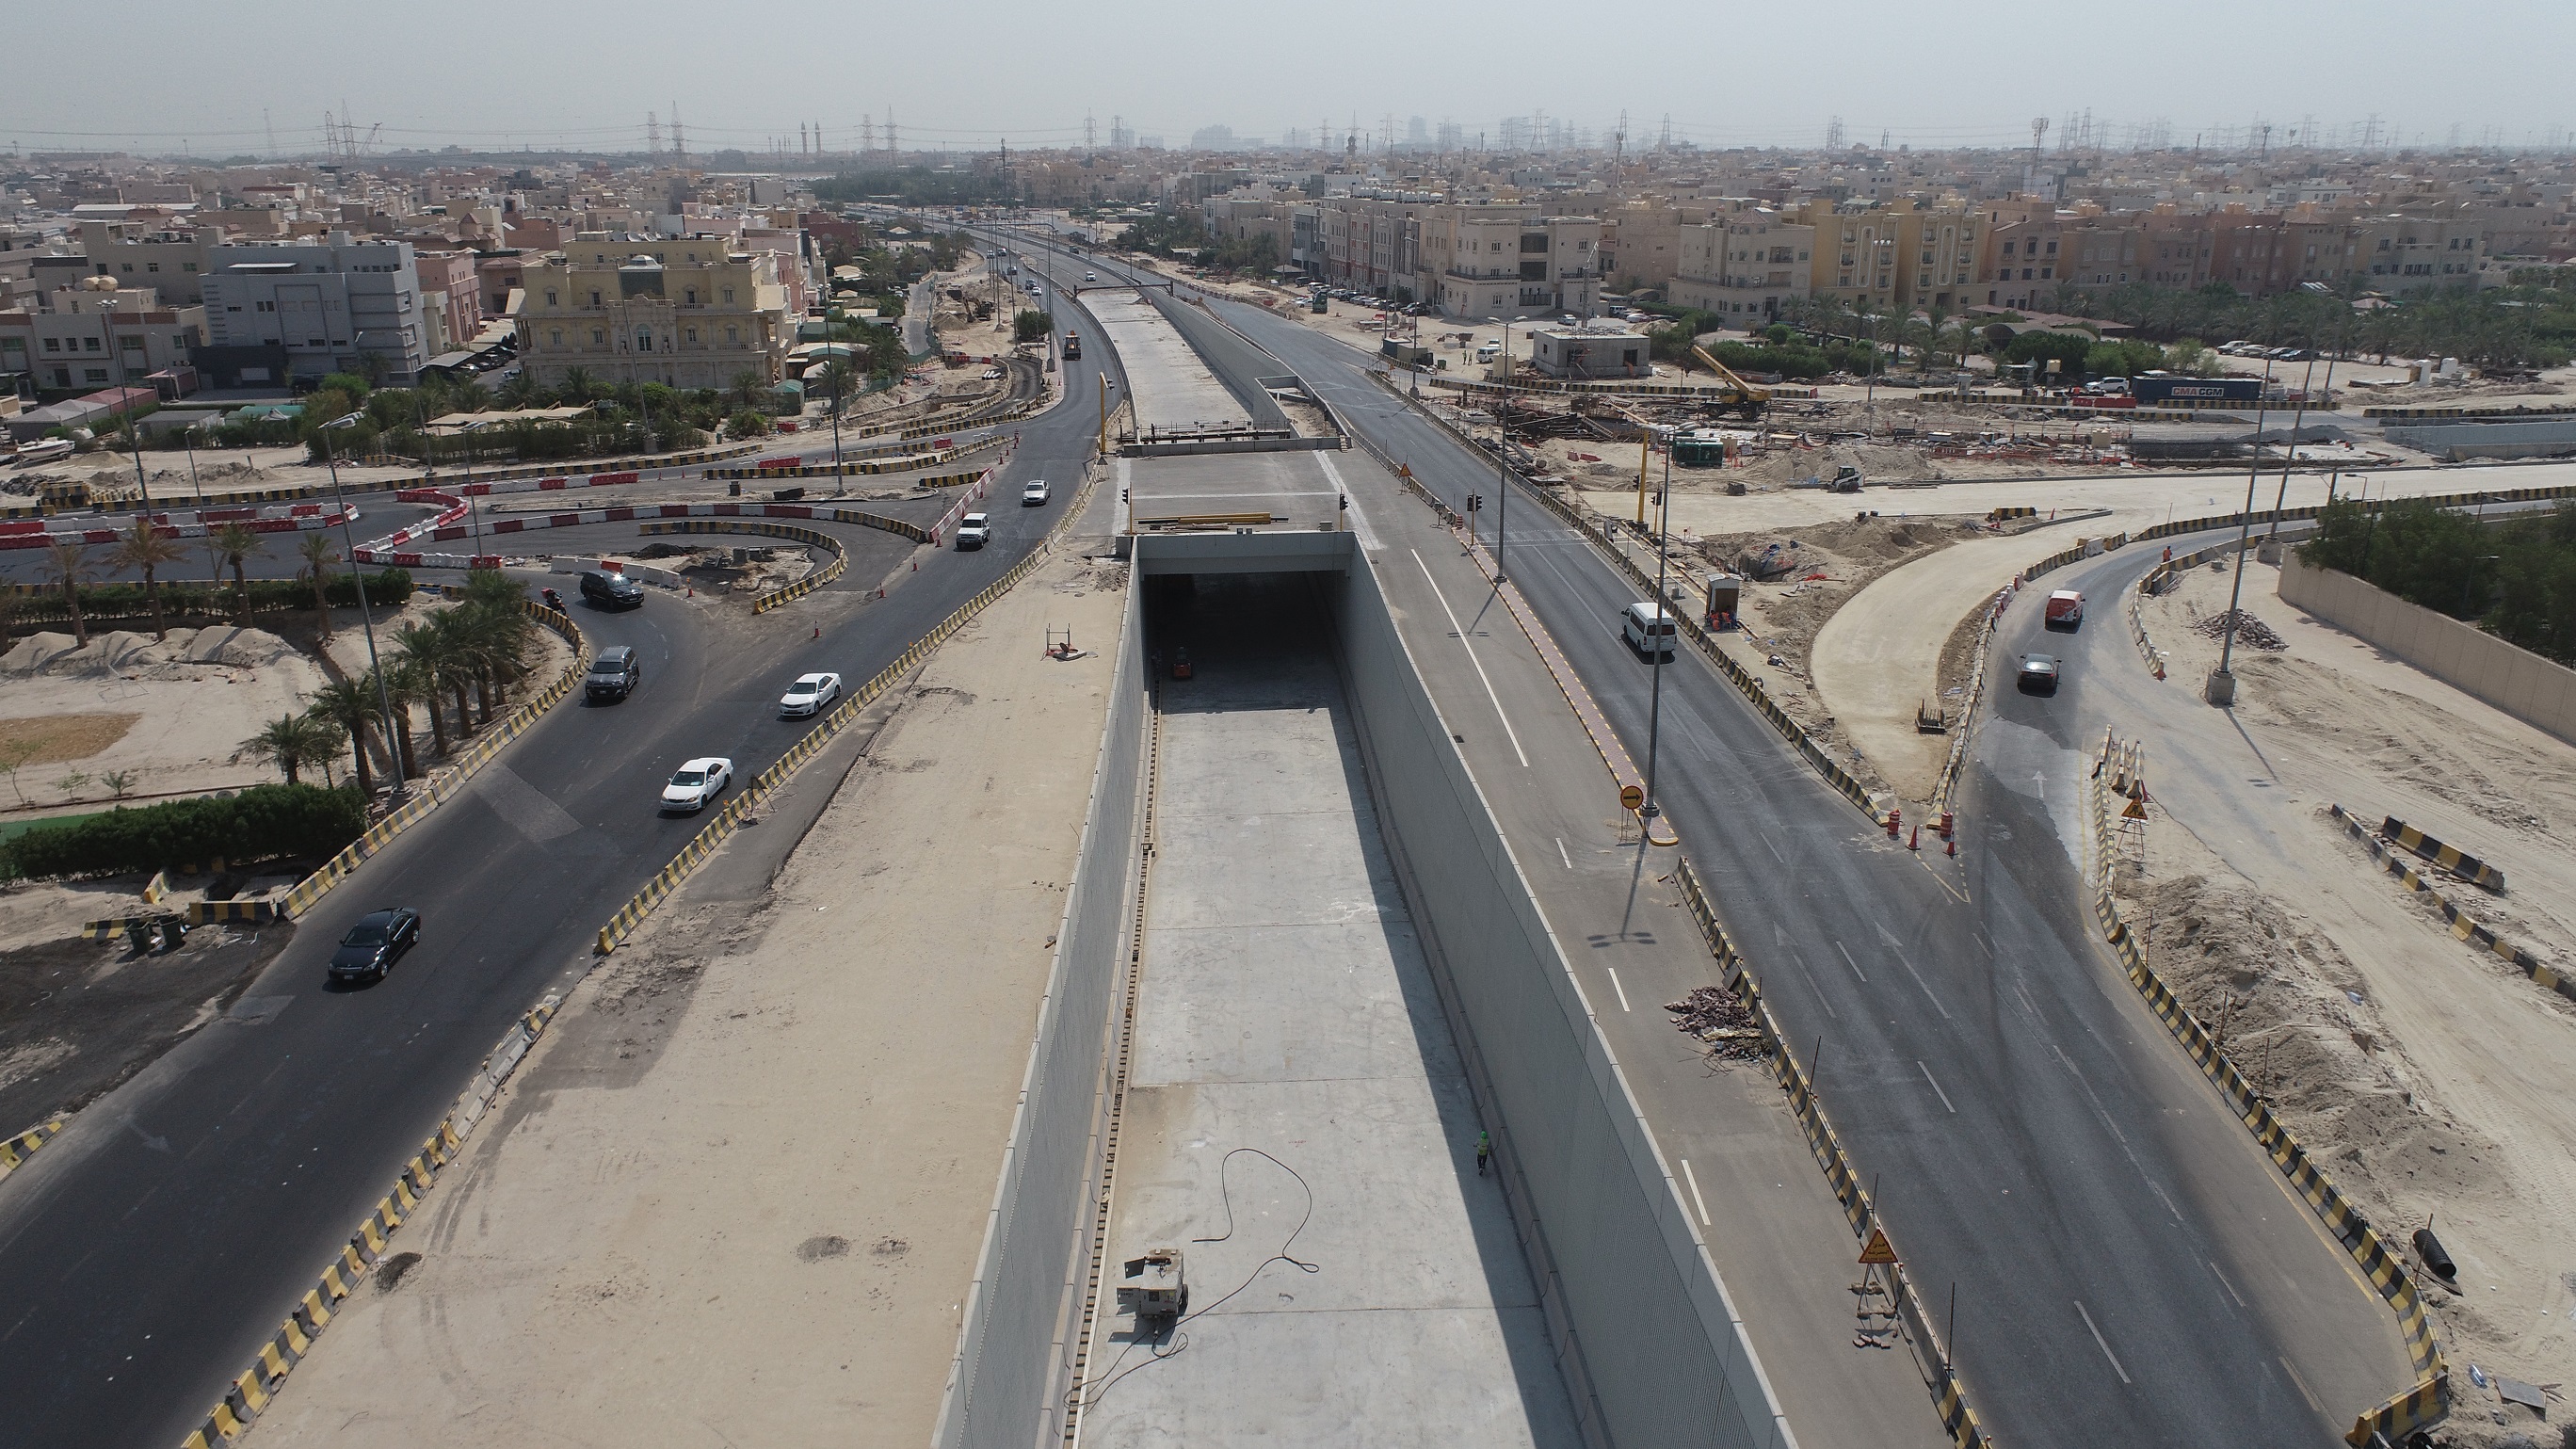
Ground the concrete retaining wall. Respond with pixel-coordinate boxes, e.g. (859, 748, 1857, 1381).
(2279, 551, 2576, 746)
(937, 580, 1148, 1449)
(1324, 554, 1792, 1449)
(2381, 418, 2576, 460)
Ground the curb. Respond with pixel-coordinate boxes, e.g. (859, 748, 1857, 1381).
(2088, 745, 2450, 1444)
(279, 603, 589, 920)
(0, 1118, 66, 1183)
(177, 999, 560, 1449)
(634, 518, 849, 613)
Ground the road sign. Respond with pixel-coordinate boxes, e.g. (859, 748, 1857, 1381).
(1619, 784, 1645, 812)
(1858, 1228, 1899, 1265)
(2122, 797, 2149, 820)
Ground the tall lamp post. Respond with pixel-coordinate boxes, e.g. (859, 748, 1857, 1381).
(321, 413, 409, 804)
(1484, 314, 1516, 584)
(1642, 438, 1674, 830)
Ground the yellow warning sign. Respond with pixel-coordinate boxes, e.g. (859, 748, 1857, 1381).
(1858, 1228, 1899, 1265)
(2122, 797, 2149, 820)
(1396, 464, 1415, 479)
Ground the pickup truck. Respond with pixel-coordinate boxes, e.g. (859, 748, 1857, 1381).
(2044, 589, 2085, 631)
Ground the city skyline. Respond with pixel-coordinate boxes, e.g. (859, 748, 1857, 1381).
(5, 0, 2574, 159)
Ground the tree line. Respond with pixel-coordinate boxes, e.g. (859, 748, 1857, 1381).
(2304, 498, 2576, 663)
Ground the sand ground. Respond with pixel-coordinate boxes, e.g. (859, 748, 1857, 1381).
(2112, 559, 2576, 1441)
(1, 626, 328, 813)
(248, 547, 1131, 1447)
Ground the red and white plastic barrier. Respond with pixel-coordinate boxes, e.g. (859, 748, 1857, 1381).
(0, 504, 358, 551)
(925, 443, 1016, 546)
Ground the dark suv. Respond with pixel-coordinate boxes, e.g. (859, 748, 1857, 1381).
(580, 570, 644, 609)
(587, 645, 641, 701)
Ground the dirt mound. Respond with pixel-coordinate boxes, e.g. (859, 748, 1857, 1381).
(2190, 610, 2286, 650)
(1, 626, 296, 678)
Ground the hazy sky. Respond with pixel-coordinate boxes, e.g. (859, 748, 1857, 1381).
(7, 0, 2573, 158)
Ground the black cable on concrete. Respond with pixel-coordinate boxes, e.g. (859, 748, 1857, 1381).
(1066, 1147, 1321, 1412)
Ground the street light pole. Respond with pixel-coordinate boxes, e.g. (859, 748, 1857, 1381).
(1643, 441, 1673, 829)
(323, 415, 408, 804)
(2209, 356, 2281, 706)
(1489, 314, 1514, 584)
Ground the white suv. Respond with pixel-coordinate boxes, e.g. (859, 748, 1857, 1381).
(955, 512, 991, 549)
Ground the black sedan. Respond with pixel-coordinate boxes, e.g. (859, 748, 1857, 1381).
(328, 908, 422, 983)
(2017, 654, 2063, 695)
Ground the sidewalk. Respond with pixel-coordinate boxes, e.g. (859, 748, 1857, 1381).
(246, 549, 1131, 1447)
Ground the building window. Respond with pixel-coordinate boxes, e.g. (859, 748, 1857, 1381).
(684, 327, 698, 343)
(85, 368, 109, 383)
(148, 262, 160, 273)
(546, 290, 559, 306)
(589, 291, 603, 306)
(725, 326, 739, 343)
(721, 288, 735, 305)
(84, 337, 102, 351)
(184, 262, 197, 272)
(42, 337, 60, 353)
(592, 329, 605, 345)
(684, 288, 697, 305)
(550, 329, 564, 346)
(120, 335, 143, 351)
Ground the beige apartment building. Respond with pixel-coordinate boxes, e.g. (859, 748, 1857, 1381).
(1667, 212, 1813, 324)
(1793, 200, 1985, 315)
(517, 236, 790, 391)
(1417, 204, 1602, 320)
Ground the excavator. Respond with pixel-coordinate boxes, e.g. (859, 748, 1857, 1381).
(1689, 344, 1773, 419)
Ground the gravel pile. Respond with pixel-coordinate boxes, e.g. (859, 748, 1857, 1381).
(2191, 610, 2287, 651)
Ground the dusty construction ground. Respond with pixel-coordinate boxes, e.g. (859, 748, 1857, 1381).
(248, 548, 1130, 1446)
(2117, 558, 2576, 1442)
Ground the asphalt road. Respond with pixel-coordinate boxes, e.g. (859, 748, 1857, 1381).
(1126, 273, 2417, 1446)
(0, 297, 1126, 1447)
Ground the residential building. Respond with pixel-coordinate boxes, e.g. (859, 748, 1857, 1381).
(1414, 203, 1601, 319)
(199, 233, 428, 386)
(1528, 324, 1651, 378)
(2353, 215, 2486, 288)
(0, 279, 205, 394)
(415, 250, 485, 360)
(1797, 200, 1986, 314)
(75, 220, 213, 305)
(516, 236, 790, 391)
(1668, 212, 1813, 324)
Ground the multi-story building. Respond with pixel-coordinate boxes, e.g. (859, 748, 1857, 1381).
(1414, 204, 1601, 319)
(414, 250, 485, 358)
(1980, 214, 2070, 310)
(75, 220, 213, 305)
(1795, 200, 1984, 314)
(515, 236, 790, 391)
(0, 280, 204, 394)
(200, 233, 427, 386)
(2353, 215, 2486, 288)
(1667, 211, 1813, 324)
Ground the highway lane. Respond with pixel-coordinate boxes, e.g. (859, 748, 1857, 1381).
(0, 315, 1123, 1447)
(1175, 294, 2416, 1445)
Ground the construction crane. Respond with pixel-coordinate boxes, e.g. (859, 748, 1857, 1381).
(1689, 343, 1772, 419)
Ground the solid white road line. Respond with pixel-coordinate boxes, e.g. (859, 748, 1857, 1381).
(1916, 1060, 1958, 1114)
(1605, 966, 1633, 1012)
(1410, 549, 1532, 767)
(2073, 1299, 2133, 1384)
(1834, 940, 1870, 984)
(1555, 837, 1572, 869)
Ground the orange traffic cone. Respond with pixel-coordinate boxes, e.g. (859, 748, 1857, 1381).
(1908, 826, 1920, 851)
(1945, 836, 1956, 857)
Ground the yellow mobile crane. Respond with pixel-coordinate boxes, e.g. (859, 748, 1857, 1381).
(1690, 344, 1773, 418)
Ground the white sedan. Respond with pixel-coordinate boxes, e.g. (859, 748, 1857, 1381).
(661, 757, 734, 812)
(779, 672, 843, 717)
(1022, 479, 1050, 507)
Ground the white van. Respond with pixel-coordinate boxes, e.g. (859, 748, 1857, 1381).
(1475, 341, 1502, 362)
(1620, 602, 1678, 657)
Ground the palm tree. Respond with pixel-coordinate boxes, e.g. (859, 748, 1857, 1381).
(298, 532, 340, 636)
(447, 378, 492, 414)
(393, 624, 454, 755)
(209, 522, 261, 626)
(308, 677, 380, 796)
(727, 369, 767, 411)
(557, 365, 602, 403)
(110, 518, 186, 642)
(373, 663, 424, 779)
(241, 713, 333, 784)
(46, 540, 93, 647)
(494, 371, 545, 411)
(817, 359, 858, 416)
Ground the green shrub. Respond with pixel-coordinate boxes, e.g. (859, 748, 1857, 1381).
(3, 783, 366, 878)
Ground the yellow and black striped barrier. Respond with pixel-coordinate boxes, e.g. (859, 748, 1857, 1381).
(279, 603, 588, 920)
(2381, 815, 2505, 893)
(0, 1117, 65, 1179)
(81, 913, 185, 941)
(704, 433, 1009, 480)
(187, 899, 281, 926)
(2090, 754, 2452, 1437)
(2345, 1373, 2452, 1446)
(636, 519, 848, 614)
(591, 461, 1108, 958)
(2330, 806, 2568, 1004)
(180, 1000, 558, 1449)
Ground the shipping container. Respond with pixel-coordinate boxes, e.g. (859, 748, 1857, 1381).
(2128, 375, 2263, 404)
